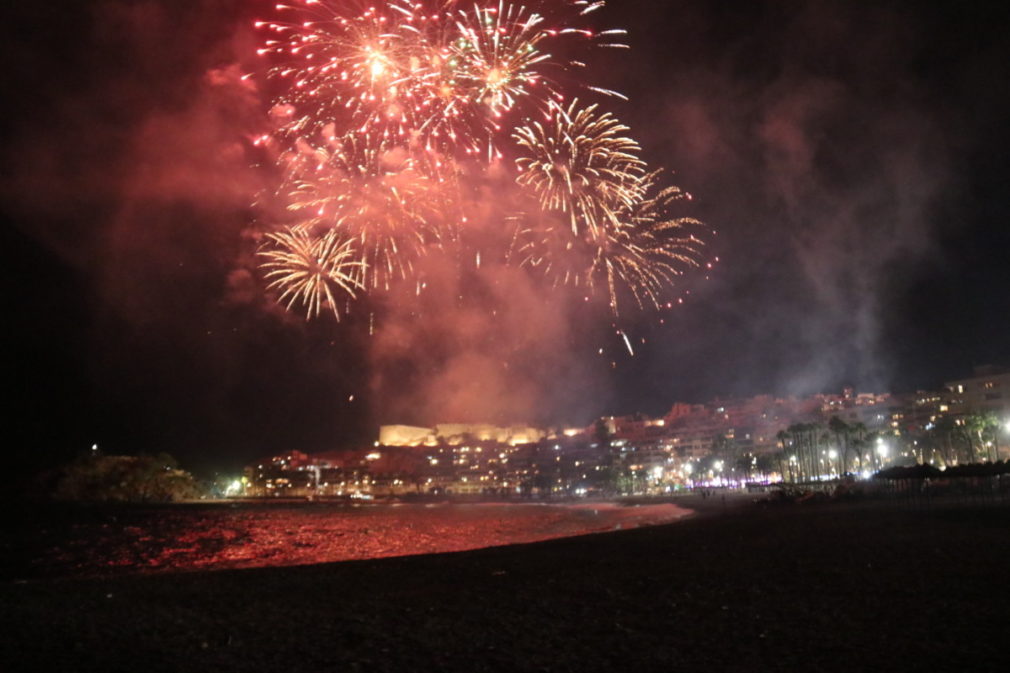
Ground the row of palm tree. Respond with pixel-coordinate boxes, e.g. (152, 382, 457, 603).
(694, 406, 1005, 485)
(926, 411, 1003, 464)
(769, 411, 1005, 482)
(772, 418, 875, 482)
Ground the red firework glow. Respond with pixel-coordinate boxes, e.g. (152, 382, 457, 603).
(252, 0, 712, 320)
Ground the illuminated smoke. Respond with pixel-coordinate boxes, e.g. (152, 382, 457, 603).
(253, 0, 708, 321)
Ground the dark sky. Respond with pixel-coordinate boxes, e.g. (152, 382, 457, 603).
(4, 1, 1009, 477)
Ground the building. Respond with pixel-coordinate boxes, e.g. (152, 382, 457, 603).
(244, 379, 1006, 498)
(945, 365, 1010, 416)
(378, 423, 548, 447)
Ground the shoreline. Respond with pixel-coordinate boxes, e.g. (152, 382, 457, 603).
(6, 497, 1007, 671)
(10, 498, 710, 582)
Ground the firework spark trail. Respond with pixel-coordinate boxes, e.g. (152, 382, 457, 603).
(252, 1, 709, 323)
(620, 329, 634, 356)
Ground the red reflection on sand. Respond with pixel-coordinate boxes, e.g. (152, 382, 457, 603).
(35, 503, 688, 578)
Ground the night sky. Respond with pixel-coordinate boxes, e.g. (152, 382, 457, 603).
(4, 1, 1009, 477)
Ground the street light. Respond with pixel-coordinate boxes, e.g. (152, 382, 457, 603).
(1001, 419, 1010, 459)
(875, 437, 889, 469)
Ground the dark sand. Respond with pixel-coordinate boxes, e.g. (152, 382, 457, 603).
(4, 496, 1008, 672)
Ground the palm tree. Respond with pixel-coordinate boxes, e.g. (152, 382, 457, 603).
(785, 422, 823, 482)
(806, 422, 825, 480)
(865, 431, 881, 470)
(932, 416, 960, 465)
(734, 453, 756, 482)
(776, 430, 793, 481)
(965, 411, 1000, 462)
(955, 418, 979, 463)
(818, 430, 832, 477)
(787, 424, 808, 481)
(828, 416, 850, 475)
(756, 453, 778, 481)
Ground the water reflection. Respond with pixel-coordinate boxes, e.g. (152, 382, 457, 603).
(26, 502, 688, 579)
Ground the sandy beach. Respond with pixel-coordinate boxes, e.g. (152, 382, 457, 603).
(4, 496, 1008, 672)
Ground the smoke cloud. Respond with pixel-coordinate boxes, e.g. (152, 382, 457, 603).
(368, 252, 610, 427)
(4, 0, 1007, 472)
(617, 0, 964, 400)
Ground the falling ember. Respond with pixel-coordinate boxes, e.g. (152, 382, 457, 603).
(620, 330, 634, 357)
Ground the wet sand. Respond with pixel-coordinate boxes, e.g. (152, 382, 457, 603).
(4, 497, 1008, 672)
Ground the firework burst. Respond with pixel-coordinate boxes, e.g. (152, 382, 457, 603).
(280, 133, 453, 292)
(451, 2, 552, 116)
(257, 2, 424, 144)
(513, 99, 645, 237)
(514, 170, 705, 314)
(252, 1, 709, 323)
(593, 172, 706, 313)
(258, 227, 364, 320)
(256, 1, 619, 158)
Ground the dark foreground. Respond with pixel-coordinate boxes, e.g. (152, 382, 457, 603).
(4, 498, 1008, 672)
